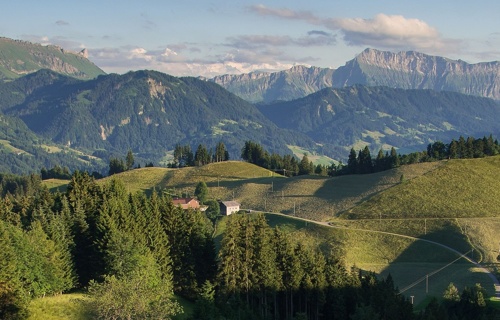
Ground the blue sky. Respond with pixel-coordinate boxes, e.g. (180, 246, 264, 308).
(2, 1, 499, 77)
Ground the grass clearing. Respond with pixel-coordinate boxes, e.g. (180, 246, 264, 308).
(0, 139, 28, 155)
(287, 145, 337, 166)
(42, 179, 70, 192)
(28, 293, 93, 320)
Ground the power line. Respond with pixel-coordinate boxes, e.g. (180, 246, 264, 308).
(399, 250, 472, 294)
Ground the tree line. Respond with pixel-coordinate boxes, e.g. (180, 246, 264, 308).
(240, 135, 500, 178)
(343, 135, 500, 175)
(241, 141, 331, 177)
(171, 141, 229, 168)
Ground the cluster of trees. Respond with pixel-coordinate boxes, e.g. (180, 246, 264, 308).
(241, 141, 330, 177)
(40, 165, 71, 180)
(426, 135, 499, 160)
(344, 135, 500, 175)
(171, 142, 229, 168)
(419, 282, 498, 320)
(214, 213, 498, 320)
(0, 171, 216, 319)
(213, 213, 413, 319)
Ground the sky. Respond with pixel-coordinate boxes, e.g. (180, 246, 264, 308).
(2, 0, 500, 77)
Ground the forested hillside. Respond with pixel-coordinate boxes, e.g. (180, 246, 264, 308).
(259, 85, 500, 157)
(0, 69, 316, 172)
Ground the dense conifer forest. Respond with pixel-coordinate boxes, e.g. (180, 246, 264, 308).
(0, 168, 499, 319)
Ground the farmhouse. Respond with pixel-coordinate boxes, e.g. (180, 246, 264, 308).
(220, 200, 240, 215)
(172, 197, 200, 210)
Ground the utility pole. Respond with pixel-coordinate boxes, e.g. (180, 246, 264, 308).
(424, 218, 427, 235)
(293, 202, 295, 216)
(426, 274, 429, 294)
(410, 296, 414, 305)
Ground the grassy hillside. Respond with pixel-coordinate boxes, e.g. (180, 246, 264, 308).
(345, 156, 500, 219)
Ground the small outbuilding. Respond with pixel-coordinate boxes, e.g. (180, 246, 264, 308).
(220, 200, 240, 216)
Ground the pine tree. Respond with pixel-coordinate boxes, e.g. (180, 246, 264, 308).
(298, 154, 312, 175)
(358, 146, 373, 174)
(215, 141, 228, 162)
(195, 181, 209, 204)
(125, 149, 135, 170)
(195, 144, 210, 166)
(347, 148, 358, 174)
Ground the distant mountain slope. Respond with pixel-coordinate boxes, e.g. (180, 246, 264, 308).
(0, 69, 316, 163)
(210, 48, 500, 103)
(258, 85, 500, 156)
(209, 65, 335, 103)
(0, 37, 105, 81)
(333, 48, 500, 100)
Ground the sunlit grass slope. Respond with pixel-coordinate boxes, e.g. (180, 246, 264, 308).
(345, 156, 500, 219)
(28, 293, 93, 320)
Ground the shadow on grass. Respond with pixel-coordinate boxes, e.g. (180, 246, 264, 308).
(376, 228, 495, 308)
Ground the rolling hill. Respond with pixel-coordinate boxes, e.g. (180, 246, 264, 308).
(42, 156, 500, 308)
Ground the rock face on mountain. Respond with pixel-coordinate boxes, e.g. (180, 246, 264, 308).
(210, 65, 335, 103)
(0, 37, 105, 82)
(211, 48, 500, 102)
(334, 48, 500, 100)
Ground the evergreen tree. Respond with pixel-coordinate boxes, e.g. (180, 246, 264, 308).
(358, 146, 373, 174)
(108, 158, 126, 175)
(443, 282, 460, 302)
(375, 148, 386, 172)
(214, 141, 228, 162)
(194, 181, 209, 204)
(347, 148, 358, 174)
(125, 149, 135, 170)
(298, 154, 313, 175)
(389, 147, 400, 168)
(195, 144, 210, 166)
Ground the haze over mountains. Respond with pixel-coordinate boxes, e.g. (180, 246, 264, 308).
(210, 48, 500, 103)
(0, 37, 499, 175)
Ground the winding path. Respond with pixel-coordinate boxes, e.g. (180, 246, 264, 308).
(262, 211, 500, 299)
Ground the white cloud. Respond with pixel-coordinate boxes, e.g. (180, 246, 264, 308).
(249, 5, 461, 54)
(332, 14, 458, 52)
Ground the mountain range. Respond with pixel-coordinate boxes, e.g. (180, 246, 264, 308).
(0, 36, 499, 175)
(0, 69, 316, 173)
(210, 48, 500, 103)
